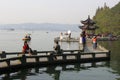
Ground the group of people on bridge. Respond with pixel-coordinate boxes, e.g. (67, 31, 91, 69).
(79, 30, 98, 50)
(22, 30, 98, 56)
(22, 34, 62, 57)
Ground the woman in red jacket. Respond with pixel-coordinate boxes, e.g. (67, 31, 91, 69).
(22, 41, 32, 55)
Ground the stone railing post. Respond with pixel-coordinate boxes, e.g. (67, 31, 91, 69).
(92, 53, 95, 60)
(76, 51, 81, 60)
(0, 51, 6, 59)
(6, 59, 10, 67)
(63, 55, 66, 61)
(49, 54, 54, 62)
(33, 50, 37, 55)
(107, 51, 111, 59)
(21, 55, 26, 65)
(36, 57, 39, 63)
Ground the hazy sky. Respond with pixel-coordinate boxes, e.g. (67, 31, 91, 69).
(0, 0, 119, 24)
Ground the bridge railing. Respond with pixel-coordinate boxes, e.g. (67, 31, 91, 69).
(0, 50, 110, 68)
(0, 49, 83, 59)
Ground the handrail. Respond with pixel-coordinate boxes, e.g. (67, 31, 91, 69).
(0, 50, 110, 63)
(0, 49, 83, 58)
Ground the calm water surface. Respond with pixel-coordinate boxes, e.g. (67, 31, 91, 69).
(0, 30, 80, 52)
(0, 30, 120, 80)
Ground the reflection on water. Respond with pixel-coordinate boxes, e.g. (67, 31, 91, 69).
(0, 61, 113, 80)
(99, 41, 120, 77)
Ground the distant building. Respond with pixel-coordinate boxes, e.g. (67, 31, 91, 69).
(79, 15, 98, 36)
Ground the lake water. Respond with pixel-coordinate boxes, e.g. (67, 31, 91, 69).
(0, 30, 120, 80)
(0, 30, 80, 52)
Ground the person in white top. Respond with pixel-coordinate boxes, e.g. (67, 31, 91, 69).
(67, 30, 71, 39)
(79, 34, 83, 44)
(60, 32, 63, 41)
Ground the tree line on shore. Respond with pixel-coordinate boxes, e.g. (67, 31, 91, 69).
(93, 2, 120, 36)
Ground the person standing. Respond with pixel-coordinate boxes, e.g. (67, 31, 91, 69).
(82, 35, 86, 48)
(60, 32, 63, 41)
(92, 36, 97, 49)
(79, 34, 85, 51)
(67, 30, 71, 39)
(79, 34, 83, 44)
(81, 30, 86, 48)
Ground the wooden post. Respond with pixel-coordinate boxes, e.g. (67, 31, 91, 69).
(1, 51, 6, 58)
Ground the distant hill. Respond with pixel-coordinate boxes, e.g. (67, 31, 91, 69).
(93, 2, 120, 35)
(0, 23, 80, 32)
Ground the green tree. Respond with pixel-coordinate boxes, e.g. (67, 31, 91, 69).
(93, 2, 120, 36)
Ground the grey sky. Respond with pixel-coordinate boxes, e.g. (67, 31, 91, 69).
(0, 0, 119, 24)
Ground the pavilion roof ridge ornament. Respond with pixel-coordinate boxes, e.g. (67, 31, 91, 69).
(81, 15, 95, 25)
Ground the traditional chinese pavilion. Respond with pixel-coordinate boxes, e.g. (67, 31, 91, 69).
(79, 15, 98, 36)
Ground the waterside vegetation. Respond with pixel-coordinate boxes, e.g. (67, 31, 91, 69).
(93, 2, 120, 36)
